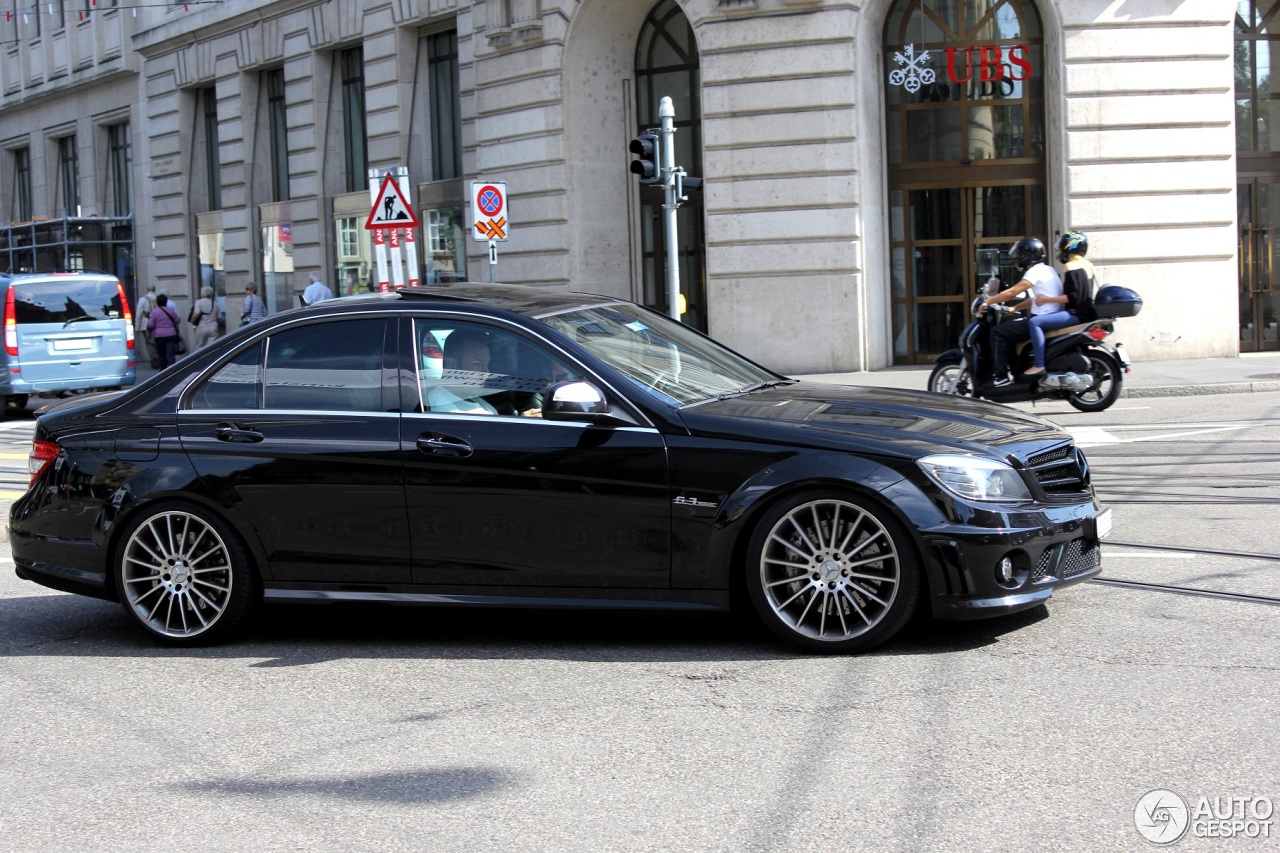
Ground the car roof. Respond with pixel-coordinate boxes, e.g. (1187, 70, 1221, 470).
(302, 282, 625, 319)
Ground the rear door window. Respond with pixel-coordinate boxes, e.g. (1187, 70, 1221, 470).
(13, 279, 125, 325)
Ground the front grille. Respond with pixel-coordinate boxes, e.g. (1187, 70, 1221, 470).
(1024, 444, 1090, 495)
(1061, 539, 1101, 578)
(1031, 538, 1101, 584)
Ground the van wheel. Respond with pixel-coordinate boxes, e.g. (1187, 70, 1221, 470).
(5, 395, 28, 412)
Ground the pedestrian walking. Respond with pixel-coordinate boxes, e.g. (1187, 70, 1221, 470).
(147, 293, 183, 369)
(303, 271, 333, 305)
(189, 286, 220, 349)
(241, 283, 268, 325)
(134, 284, 157, 363)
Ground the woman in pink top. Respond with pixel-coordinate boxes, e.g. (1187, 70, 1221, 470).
(147, 293, 183, 369)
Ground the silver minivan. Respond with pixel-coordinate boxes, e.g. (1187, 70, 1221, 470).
(0, 271, 137, 411)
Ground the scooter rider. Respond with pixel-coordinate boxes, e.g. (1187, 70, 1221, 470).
(979, 237, 1063, 387)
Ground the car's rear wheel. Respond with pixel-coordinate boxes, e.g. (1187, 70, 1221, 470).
(746, 491, 919, 654)
(115, 502, 257, 646)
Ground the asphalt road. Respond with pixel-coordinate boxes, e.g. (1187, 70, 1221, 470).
(0, 393, 1277, 852)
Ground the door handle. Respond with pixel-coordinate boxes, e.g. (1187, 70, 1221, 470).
(416, 434, 473, 457)
(214, 422, 264, 443)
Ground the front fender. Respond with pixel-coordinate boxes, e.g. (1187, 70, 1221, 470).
(669, 444, 948, 590)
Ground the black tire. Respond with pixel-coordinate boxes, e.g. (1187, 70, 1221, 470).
(114, 501, 258, 646)
(927, 360, 972, 396)
(745, 490, 920, 654)
(1068, 351, 1122, 412)
(5, 394, 28, 412)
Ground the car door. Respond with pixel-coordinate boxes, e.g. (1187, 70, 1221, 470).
(400, 315, 671, 589)
(178, 316, 412, 583)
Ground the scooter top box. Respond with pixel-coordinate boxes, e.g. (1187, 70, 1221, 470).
(1093, 286, 1142, 319)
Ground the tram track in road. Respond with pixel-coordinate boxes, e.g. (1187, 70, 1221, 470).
(1090, 577, 1280, 608)
(1095, 540, 1280, 608)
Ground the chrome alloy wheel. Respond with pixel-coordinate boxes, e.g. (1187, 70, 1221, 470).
(120, 510, 235, 639)
(758, 499, 901, 643)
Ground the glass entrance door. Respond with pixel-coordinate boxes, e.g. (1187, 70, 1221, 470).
(1239, 179, 1280, 352)
(890, 182, 1045, 363)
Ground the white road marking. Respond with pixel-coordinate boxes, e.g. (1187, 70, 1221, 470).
(1069, 424, 1253, 447)
(1102, 550, 1197, 559)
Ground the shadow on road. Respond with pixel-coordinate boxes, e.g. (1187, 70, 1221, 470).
(0, 591, 1052, 664)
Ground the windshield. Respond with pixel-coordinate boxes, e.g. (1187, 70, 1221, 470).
(535, 302, 778, 405)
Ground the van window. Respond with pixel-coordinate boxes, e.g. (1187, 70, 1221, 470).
(13, 279, 125, 325)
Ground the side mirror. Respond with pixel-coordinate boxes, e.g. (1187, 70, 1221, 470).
(543, 380, 614, 422)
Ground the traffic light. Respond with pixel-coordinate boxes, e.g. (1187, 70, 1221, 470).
(629, 131, 662, 185)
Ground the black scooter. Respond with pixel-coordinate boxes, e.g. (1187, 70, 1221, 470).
(927, 284, 1142, 412)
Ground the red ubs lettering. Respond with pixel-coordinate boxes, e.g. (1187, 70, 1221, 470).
(944, 44, 1031, 83)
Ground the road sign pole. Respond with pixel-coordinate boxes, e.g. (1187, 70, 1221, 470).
(659, 97, 680, 322)
(396, 168, 420, 288)
(369, 170, 390, 292)
(488, 239, 497, 282)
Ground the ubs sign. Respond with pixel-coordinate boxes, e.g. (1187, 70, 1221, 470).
(889, 42, 1032, 93)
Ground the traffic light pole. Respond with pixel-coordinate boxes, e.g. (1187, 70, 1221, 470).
(659, 97, 681, 321)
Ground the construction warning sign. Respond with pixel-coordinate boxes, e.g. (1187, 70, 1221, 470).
(366, 173, 421, 230)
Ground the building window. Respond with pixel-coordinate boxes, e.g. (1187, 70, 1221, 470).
(635, 0, 706, 330)
(11, 148, 30, 222)
(106, 122, 132, 216)
(424, 207, 467, 283)
(335, 216, 372, 296)
(266, 69, 290, 201)
(428, 30, 462, 181)
(57, 135, 80, 217)
(200, 87, 222, 211)
(51, 0, 65, 29)
(340, 47, 368, 194)
(883, 0, 1046, 363)
(1238, 2, 1280, 153)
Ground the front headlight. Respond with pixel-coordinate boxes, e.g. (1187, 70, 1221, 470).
(917, 454, 1032, 503)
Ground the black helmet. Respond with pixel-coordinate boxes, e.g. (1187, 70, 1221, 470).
(1011, 238, 1047, 272)
(1056, 231, 1089, 264)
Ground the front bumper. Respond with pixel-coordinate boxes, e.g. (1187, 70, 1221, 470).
(920, 503, 1106, 621)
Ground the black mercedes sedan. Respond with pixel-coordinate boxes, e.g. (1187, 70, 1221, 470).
(10, 283, 1110, 652)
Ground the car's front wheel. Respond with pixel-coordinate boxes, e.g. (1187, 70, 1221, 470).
(746, 491, 920, 654)
(114, 502, 258, 646)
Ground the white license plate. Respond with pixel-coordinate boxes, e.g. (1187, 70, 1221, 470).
(51, 338, 92, 352)
(1094, 507, 1113, 539)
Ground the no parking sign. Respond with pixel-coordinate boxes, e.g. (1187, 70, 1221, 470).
(471, 182, 508, 242)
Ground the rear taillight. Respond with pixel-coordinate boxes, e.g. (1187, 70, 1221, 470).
(1087, 326, 1110, 341)
(117, 280, 135, 350)
(4, 287, 16, 357)
(28, 439, 59, 486)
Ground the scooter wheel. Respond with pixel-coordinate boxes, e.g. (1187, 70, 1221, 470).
(928, 362, 973, 396)
(1068, 352, 1122, 412)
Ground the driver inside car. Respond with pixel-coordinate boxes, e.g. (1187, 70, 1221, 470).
(426, 328, 544, 417)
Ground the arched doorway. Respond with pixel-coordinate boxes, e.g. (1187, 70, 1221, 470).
(1237, 1, 1280, 352)
(635, 0, 706, 330)
(883, 0, 1047, 364)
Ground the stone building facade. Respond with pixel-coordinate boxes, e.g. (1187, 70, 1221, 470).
(0, 0, 1241, 373)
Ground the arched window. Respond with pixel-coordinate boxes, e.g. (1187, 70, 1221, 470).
(635, 0, 706, 330)
(883, 0, 1047, 363)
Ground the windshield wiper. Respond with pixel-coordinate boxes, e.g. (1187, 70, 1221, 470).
(62, 315, 98, 327)
(734, 379, 794, 395)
